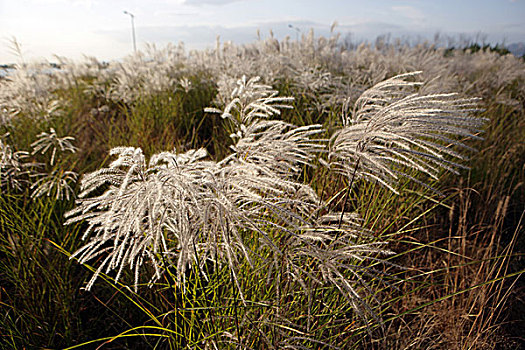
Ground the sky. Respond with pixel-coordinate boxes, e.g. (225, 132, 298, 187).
(0, 0, 524, 63)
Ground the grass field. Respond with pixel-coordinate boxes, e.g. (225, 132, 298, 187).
(0, 35, 524, 349)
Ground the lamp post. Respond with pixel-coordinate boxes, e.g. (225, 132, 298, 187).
(123, 11, 136, 53)
(288, 24, 300, 42)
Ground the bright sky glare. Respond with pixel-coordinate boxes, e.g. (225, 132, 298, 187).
(0, 0, 524, 63)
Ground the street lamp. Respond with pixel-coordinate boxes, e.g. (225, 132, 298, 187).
(288, 24, 300, 42)
(123, 10, 137, 53)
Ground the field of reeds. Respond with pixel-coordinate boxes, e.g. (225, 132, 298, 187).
(1, 32, 524, 349)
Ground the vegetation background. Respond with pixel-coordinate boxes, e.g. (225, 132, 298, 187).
(0, 33, 524, 349)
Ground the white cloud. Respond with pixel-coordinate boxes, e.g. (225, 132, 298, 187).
(31, 0, 98, 7)
(182, 0, 245, 5)
(391, 5, 425, 26)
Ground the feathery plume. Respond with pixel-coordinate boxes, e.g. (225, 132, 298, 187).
(0, 134, 33, 190)
(330, 72, 484, 193)
(31, 128, 77, 165)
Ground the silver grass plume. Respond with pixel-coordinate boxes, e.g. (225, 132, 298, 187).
(207, 75, 325, 226)
(65, 147, 215, 291)
(205, 75, 294, 127)
(282, 213, 395, 326)
(31, 128, 77, 165)
(30, 128, 78, 200)
(30, 169, 78, 201)
(208, 75, 324, 179)
(0, 134, 33, 190)
(64, 144, 321, 294)
(330, 71, 485, 193)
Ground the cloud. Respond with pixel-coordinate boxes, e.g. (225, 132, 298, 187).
(391, 5, 425, 26)
(182, 0, 245, 5)
(157, 10, 198, 16)
(32, 0, 98, 7)
(98, 19, 416, 55)
(503, 22, 525, 29)
(339, 21, 402, 33)
(99, 20, 328, 52)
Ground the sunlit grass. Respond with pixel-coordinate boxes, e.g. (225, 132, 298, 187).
(0, 36, 523, 349)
